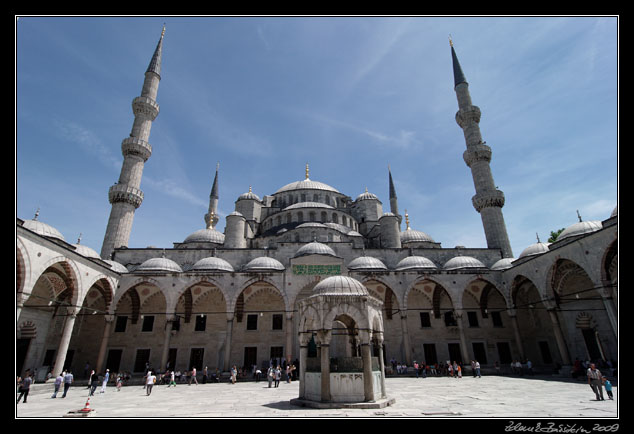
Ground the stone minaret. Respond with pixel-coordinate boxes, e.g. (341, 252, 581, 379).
(388, 165, 402, 229)
(451, 39, 513, 258)
(100, 26, 165, 259)
(204, 163, 220, 229)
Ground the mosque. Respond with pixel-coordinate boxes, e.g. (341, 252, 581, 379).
(16, 27, 617, 387)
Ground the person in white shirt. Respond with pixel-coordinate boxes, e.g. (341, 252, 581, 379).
(145, 371, 156, 396)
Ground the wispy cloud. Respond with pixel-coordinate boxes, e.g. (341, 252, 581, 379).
(54, 120, 122, 171)
(143, 176, 208, 208)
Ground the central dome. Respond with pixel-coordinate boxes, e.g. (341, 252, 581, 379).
(294, 241, 337, 258)
(275, 179, 340, 195)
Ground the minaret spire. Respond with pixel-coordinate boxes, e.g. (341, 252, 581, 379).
(100, 26, 165, 259)
(205, 163, 220, 229)
(451, 40, 513, 258)
(388, 165, 402, 229)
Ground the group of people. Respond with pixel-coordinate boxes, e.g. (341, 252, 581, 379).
(391, 359, 480, 378)
(586, 362, 614, 401)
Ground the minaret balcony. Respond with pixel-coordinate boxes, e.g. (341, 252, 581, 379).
(132, 96, 160, 120)
(471, 190, 505, 213)
(463, 143, 492, 167)
(121, 137, 152, 161)
(455, 105, 481, 128)
(108, 184, 144, 208)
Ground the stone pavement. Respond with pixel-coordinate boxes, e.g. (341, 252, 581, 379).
(15, 375, 618, 419)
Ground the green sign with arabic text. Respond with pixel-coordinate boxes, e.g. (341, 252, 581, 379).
(292, 264, 341, 276)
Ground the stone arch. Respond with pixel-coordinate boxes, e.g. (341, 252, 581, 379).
(601, 239, 618, 302)
(462, 277, 509, 319)
(362, 278, 398, 320)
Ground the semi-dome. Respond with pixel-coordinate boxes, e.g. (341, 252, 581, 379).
(183, 228, 225, 244)
(104, 259, 129, 273)
(518, 242, 551, 258)
(243, 256, 285, 272)
(22, 217, 65, 241)
(347, 256, 388, 271)
(72, 243, 101, 259)
(400, 228, 435, 244)
(443, 256, 487, 270)
(491, 257, 515, 271)
(284, 202, 334, 211)
(275, 179, 340, 195)
(395, 256, 437, 271)
(191, 257, 234, 272)
(136, 256, 183, 273)
(558, 220, 602, 241)
(313, 275, 369, 297)
(294, 241, 337, 258)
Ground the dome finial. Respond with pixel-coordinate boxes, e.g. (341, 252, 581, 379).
(33, 207, 40, 221)
(536, 232, 540, 243)
(305, 163, 310, 180)
(249, 185, 252, 193)
(449, 34, 453, 47)
(577, 209, 583, 222)
(161, 23, 166, 39)
(405, 209, 411, 230)
(77, 233, 82, 244)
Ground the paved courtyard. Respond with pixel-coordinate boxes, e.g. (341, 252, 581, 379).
(15, 375, 618, 419)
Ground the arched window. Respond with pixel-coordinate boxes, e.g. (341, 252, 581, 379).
(309, 211, 316, 222)
(313, 194, 319, 202)
(332, 213, 338, 224)
(286, 213, 292, 224)
(321, 211, 327, 222)
(297, 212, 304, 223)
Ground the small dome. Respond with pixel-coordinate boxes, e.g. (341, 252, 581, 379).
(183, 228, 225, 244)
(355, 189, 379, 201)
(443, 256, 487, 270)
(519, 242, 551, 258)
(227, 211, 245, 218)
(284, 201, 334, 211)
(558, 220, 602, 241)
(22, 218, 65, 241)
(347, 256, 388, 271)
(237, 188, 261, 202)
(491, 257, 515, 270)
(244, 256, 285, 272)
(400, 228, 435, 244)
(395, 256, 437, 271)
(313, 276, 368, 297)
(104, 259, 129, 273)
(294, 241, 337, 258)
(136, 256, 183, 273)
(191, 257, 234, 272)
(347, 231, 363, 237)
(72, 243, 101, 259)
(380, 212, 397, 218)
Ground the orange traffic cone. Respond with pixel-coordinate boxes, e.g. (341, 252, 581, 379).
(79, 397, 93, 413)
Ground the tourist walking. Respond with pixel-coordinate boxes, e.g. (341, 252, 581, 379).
(89, 370, 100, 396)
(17, 370, 32, 404)
(274, 366, 281, 388)
(604, 378, 614, 400)
(168, 370, 176, 387)
(145, 371, 156, 396)
(587, 363, 605, 401)
(267, 366, 274, 388)
(61, 370, 74, 398)
(116, 373, 123, 391)
(474, 360, 481, 378)
(51, 372, 64, 398)
(202, 366, 208, 384)
(190, 367, 198, 385)
(230, 365, 237, 384)
(457, 364, 462, 378)
(100, 369, 110, 393)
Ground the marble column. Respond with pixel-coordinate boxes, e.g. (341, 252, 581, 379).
(95, 315, 115, 373)
(224, 317, 234, 372)
(399, 314, 412, 364)
(51, 308, 78, 378)
(455, 311, 471, 368)
(548, 309, 571, 365)
(285, 314, 294, 364)
(376, 336, 386, 399)
(160, 317, 174, 371)
(298, 334, 310, 399)
(509, 312, 525, 361)
(361, 335, 374, 402)
(318, 331, 331, 402)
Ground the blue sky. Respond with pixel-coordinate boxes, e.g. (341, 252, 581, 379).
(16, 16, 618, 259)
